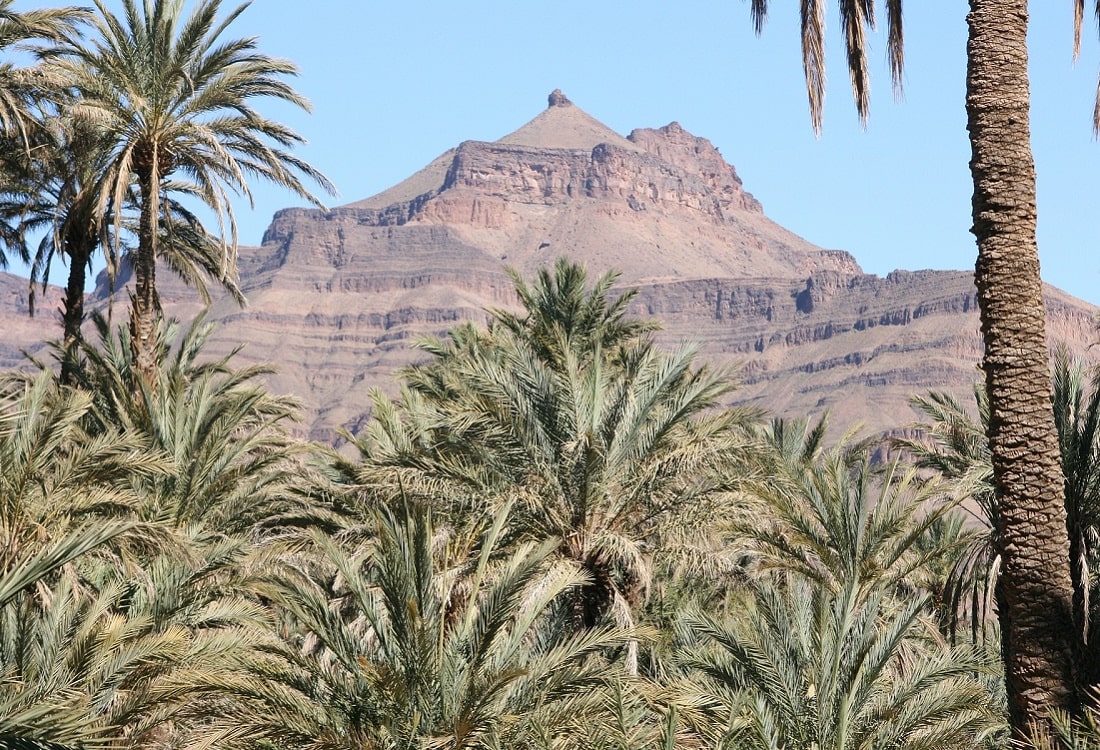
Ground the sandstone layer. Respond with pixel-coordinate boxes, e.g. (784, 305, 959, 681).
(3, 90, 1096, 444)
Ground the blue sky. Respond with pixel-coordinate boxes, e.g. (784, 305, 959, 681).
(13, 1, 1100, 305)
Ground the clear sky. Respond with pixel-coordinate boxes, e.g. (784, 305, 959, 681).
(11, 1, 1100, 305)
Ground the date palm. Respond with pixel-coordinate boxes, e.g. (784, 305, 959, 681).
(0, 114, 114, 382)
(492, 259, 659, 370)
(901, 350, 1100, 686)
(0, 559, 270, 750)
(0, 109, 248, 384)
(71, 312, 312, 538)
(1052, 352, 1100, 688)
(2, 340, 314, 749)
(224, 499, 628, 750)
(358, 260, 759, 634)
(42, 0, 335, 386)
(0, 574, 148, 750)
(0, 1, 88, 144)
(744, 0, 1089, 731)
(736, 440, 958, 608)
(1030, 705, 1100, 750)
(0, 372, 168, 605)
(0, 374, 181, 749)
(895, 387, 998, 634)
(0, 1, 89, 277)
(681, 574, 1003, 750)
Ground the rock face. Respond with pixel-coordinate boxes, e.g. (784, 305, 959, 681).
(0, 274, 65, 371)
(3, 91, 1097, 443)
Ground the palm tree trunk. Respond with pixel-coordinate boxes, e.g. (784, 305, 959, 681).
(131, 170, 159, 388)
(966, 0, 1078, 734)
(59, 234, 90, 386)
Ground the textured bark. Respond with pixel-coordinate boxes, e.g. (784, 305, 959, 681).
(130, 171, 159, 388)
(966, 0, 1078, 735)
(59, 232, 89, 386)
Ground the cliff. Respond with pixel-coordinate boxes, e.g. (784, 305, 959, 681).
(2, 90, 1095, 444)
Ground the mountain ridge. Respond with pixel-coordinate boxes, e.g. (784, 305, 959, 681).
(1, 90, 1095, 444)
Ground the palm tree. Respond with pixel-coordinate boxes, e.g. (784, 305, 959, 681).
(69, 312, 315, 539)
(0, 1, 88, 142)
(1052, 351, 1100, 689)
(0, 1, 89, 277)
(1029, 704, 1100, 750)
(0, 108, 249, 384)
(491, 259, 660, 370)
(0, 373, 180, 749)
(357, 260, 759, 634)
(42, 0, 335, 385)
(0, 114, 112, 382)
(735, 443, 959, 608)
(1, 325, 325, 749)
(0, 109, 131, 385)
(0, 561, 270, 750)
(222, 499, 629, 750)
(902, 351, 1100, 687)
(895, 387, 999, 641)
(681, 574, 1004, 750)
(581, 679, 691, 750)
(101, 534, 280, 748)
(0, 574, 141, 750)
(743, 0, 1083, 732)
(0, 371, 169, 603)
(965, 3, 1078, 726)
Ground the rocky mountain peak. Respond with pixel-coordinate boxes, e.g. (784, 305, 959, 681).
(328, 92, 850, 285)
(547, 88, 572, 107)
(10, 90, 1076, 447)
(495, 91, 638, 152)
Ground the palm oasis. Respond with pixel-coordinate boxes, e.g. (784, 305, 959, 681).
(0, 1, 1098, 749)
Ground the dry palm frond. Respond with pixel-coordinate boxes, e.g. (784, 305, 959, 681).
(746, 0, 906, 134)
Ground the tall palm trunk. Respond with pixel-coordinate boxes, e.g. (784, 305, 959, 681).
(966, 0, 1077, 733)
(131, 168, 159, 387)
(59, 230, 92, 385)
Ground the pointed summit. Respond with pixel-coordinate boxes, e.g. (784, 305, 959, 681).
(547, 88, 571, 107)
(496, 90, 641, 152)
(350, 91, 639, 209)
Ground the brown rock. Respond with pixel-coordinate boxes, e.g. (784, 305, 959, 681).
(548, 89, 571, 107)
(2, 91, 1095, 445)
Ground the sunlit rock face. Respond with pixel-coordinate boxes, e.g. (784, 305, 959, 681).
(4, 91, 1095, 443)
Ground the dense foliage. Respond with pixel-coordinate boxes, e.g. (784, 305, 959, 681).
(2, 254, 1055, 750)
(0, 2, 1098, 748)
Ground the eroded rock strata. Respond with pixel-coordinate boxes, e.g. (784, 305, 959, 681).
(3, 91, 1094, 443)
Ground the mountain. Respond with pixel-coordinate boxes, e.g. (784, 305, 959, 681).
(3, 90, 1096, 443)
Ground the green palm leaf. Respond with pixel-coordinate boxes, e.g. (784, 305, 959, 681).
(226, 497, 630, 750)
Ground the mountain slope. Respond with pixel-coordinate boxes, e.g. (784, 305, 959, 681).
(3, 90, 1095, 443)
